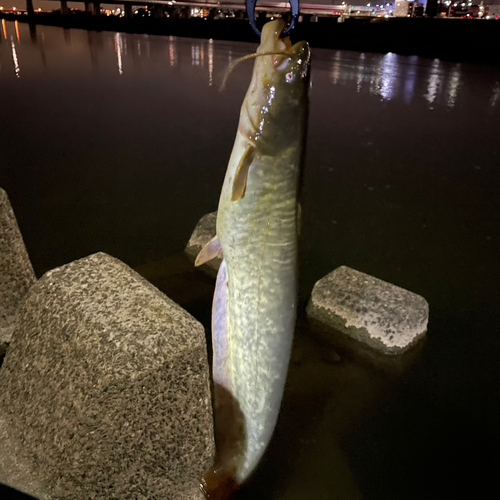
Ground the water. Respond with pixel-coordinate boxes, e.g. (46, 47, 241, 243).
(1, 20, 499, 499)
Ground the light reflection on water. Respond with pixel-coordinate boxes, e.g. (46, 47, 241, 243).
(447, 63, 461, 108)
(191, 42, 201, 67)
(490, 81, 500, 107)
(1, 20, 499, 112)
(355, 52, 364, 93)
(208, 38, 214, 86)
(168, 35, 177, 67)
(424, 58, 441, 107)
(114, 32, 123, 76)
(403, 55, 418, 104)
(377, 52, 397, 101)
(331, 50, 342, 86)
(10, 36, 20, 78)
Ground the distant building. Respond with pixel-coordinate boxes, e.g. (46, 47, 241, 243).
(484, 2, 500, 17)
(395, 0, 416, 15)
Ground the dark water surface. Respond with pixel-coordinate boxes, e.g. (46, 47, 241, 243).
(1, 20, 500, 499)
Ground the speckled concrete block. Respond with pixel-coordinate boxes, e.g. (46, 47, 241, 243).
(0, 252, 214, 500)
(0, 188, 36, 356)
(307, 266, 429, 355)
(0, 326, 15, 359)
(0, 406, 51, 499)
(184, 212, 220, 278)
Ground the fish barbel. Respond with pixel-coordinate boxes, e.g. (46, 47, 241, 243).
(197, 19, 310, 490)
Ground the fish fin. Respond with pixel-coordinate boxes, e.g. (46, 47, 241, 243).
(212, 259, 230, 391)
(212, 260, 241, 470)
(231, 144, 255, 201)
(195, 235, 222, 267)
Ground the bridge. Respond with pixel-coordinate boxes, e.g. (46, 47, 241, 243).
(21, 1, 376, 19)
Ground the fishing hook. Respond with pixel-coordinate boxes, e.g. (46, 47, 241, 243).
(246, 0, 300, 38)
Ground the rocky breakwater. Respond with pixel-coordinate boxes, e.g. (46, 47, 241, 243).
(0, 188, 36, 358)
(0, 250, 214, 499)
(307, 266, 429, 368)
(187, 212, 429, 367)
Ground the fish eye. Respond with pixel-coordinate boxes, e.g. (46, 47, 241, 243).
(285, 72, 295, 83)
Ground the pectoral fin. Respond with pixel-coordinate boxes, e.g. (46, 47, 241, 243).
(195, 235, 223, 267)
(231, 144, 255, 201)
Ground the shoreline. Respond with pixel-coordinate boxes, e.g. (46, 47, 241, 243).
(2, 12, 500, 65)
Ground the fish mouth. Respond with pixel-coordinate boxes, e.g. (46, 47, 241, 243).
(259, 19, 289, 54)
(259, 19, 310, 71)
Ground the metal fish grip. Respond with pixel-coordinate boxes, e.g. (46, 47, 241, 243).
(246, 0, 300, 37)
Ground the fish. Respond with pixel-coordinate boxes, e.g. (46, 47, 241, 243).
(196, 19, 310, 495)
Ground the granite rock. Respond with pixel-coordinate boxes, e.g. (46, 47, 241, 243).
(184, 212, 220, 278)
(307, 266, 429, 355)
(0, 188, 36, 355)
(0, 252, 214, 499)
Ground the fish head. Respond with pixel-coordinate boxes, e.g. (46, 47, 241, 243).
(243, 19, 310, 155)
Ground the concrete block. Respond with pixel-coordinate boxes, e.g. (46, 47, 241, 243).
(184, 212, 220, 278)
(0, 407, 51, 499)
(307, 266, 429, 356)
(0, 188, 36, 356)
(0, 252, 214, 500)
